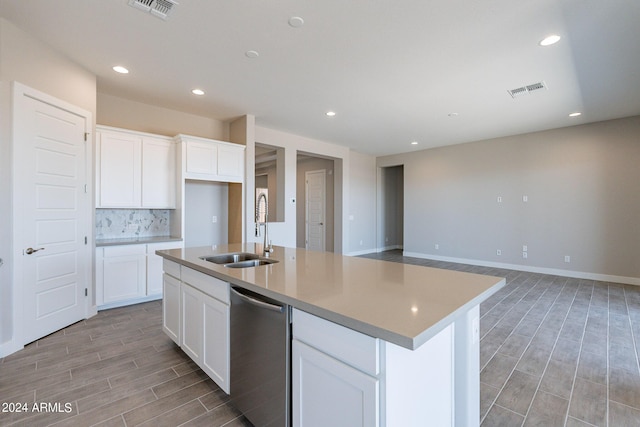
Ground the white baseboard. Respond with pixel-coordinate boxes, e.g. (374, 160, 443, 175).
(345, 248, 380, 257)
(0, 339, 23, 358)
(403, 251, 640, 286)
(97, 294, 162, 311)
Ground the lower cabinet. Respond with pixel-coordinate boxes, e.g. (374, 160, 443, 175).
(292, 339, 379, 427)
(96, 240, 183, 308)
(162, 262, 230, 394)
(99, 245, 147, 305)
(162, 273, 181, 345)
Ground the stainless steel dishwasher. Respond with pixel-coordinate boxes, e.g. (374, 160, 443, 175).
(230, 286, 290, 427)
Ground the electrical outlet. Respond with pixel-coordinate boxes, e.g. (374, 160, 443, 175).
(522, 252, 528, 259)
(522, 245, 527, 252)
(359, 240, 363, 246)
(564, 255, 571, 263)
(523, 195, 528, 202)
(496, 249, 502, 256)
(497, 196, 502, 203)
(212, 216, 217, 223)
(435, 244, 439, 250)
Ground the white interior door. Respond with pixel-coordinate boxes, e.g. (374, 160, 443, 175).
(14, 84, 91, 345)
(305, 170, 326, 251)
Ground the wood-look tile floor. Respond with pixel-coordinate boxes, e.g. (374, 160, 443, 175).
(0, 300, 252, 427)
(362, 250, 640, 427)
(3, 251, 640, 426)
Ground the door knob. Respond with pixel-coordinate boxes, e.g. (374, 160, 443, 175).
(25, 247, 45, 255)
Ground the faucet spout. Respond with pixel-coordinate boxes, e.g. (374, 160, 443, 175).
(256, 193, 273, 255)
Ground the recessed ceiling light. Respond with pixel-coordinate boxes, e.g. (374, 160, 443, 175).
(191, 89, 205, 96)
(326, 111, 336, 117)
(289, 16, 305, 28)
(411, 141, 418, 145)
(569, 112, 582, 117)
(539, 34, 561, 46)
(112, 66, 129, 74)
(245, 50, 259, 59)
(448, 112, 459, 117)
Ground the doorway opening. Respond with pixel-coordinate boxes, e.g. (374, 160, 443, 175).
(378, 165, 404, 251)
(296, 153, 336, 252)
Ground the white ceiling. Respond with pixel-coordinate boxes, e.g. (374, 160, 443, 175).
(1, 0, 639, 156)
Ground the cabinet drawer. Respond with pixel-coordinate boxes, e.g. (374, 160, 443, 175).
(293, 309, 379, 376)
(162, 259, 181, 279)
(102, 244, 146, 257)
(181, 266, 229, 305)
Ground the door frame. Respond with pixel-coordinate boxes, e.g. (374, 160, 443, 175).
(305, 169, 326, 251)
(10, 82, 95, 353)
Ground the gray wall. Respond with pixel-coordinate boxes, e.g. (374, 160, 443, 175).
(184, 180, 229, 247)
(378, 116, 640, 281)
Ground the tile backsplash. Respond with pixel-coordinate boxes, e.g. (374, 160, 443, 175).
(96, 209, 171, 239)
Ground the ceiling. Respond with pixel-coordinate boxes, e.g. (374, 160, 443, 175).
(1, 0, 639, 156)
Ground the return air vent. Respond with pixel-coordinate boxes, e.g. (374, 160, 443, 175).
(128, 0, 178, 20)
(507, 81, 547, 98)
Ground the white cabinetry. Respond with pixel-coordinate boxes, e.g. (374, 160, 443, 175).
(99, 245, 147, 305)
(147, 241, 183, 295)
(162, 266, 181, 345)
(163, 264, 230, 394)
(96, 240, 183, 308)
(97, 126, 176, 208)
(292, 308, 454, 427)
(177, 134, 244, 183)
(292, 309, 379, 427)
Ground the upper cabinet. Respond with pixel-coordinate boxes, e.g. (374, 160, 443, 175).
(176, 135, 245, 183)
(97, 126, 176, 208)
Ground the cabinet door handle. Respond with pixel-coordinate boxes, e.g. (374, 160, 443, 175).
(25, 247, 45, 255)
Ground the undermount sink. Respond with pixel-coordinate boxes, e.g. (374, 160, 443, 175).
(200, 252, 260, 264)
(200, 252, 279, 268)
(224, 258, 279, 268)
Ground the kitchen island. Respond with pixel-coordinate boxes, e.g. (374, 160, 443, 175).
(157, 243, 505, 427)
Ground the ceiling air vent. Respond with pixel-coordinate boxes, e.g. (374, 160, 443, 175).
(128, 0, 178, 20)
(507, 81, 547, 99)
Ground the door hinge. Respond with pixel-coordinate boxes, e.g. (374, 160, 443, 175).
(84, 184, 88, 193)
(84, 236, 88, 245)
(85, 288, 88, 297)
(84, 132, 89, 142)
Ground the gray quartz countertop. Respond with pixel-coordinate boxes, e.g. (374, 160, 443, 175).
(157, 243, 505, 350)
(96, 236, 183, 247)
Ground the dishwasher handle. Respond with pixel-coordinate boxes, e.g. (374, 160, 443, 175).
(231, 287, 285, 313)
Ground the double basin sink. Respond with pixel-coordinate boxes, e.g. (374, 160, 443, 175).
(200, 252, 279, 268)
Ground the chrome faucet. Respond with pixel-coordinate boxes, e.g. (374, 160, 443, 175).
(256, 193, 273, 256)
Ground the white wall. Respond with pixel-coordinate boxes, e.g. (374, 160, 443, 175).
(250, 126, 377, 255)
(347, 151, 378, 255)
(184, 181, 229, 247)
(97, 93, 228, 140)
(0, 18, 97, 354)
(378, 116, 640, 284)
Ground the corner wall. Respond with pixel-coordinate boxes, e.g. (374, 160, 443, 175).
(378, 116, 640, 283)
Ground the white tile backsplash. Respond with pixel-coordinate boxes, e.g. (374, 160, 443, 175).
(96, 209, 171, 239)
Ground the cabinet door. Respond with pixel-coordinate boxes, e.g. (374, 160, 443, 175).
(98, 131, 142, 207)
(102, 249, 146, 304)
(217, 144, 244, 182)
(142, 137, 176, 208)
(147, 241, 183, 296)
(202, 293, 230, 394)
(162, 273, 181, 345)
(292, 339, 379, 427)
(185, 141, 217, 179)
(181, 283, 203, 363)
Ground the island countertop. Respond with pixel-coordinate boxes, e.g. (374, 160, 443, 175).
(157, 243, 505, 350)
